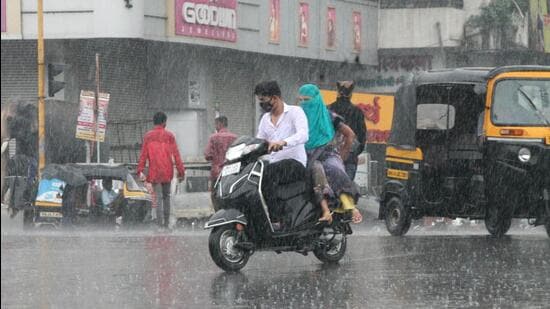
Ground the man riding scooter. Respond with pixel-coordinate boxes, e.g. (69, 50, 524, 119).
(254, 81, 332, 222)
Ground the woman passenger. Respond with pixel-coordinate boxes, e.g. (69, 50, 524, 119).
(298, 84, 362, 224)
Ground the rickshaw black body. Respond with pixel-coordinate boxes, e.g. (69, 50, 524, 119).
(483, 138, 550, 224)
(379, 66, 550, 237)
(28, 163, 151, 228)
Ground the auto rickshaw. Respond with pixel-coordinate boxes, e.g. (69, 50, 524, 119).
(380, 66, 550, 237)
(23, 163, 151, 228)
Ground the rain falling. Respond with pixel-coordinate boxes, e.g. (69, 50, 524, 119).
(2, 0, 549, 308)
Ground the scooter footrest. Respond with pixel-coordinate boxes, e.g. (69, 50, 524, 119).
(234, 242, 255, 251)
(334, 212, 352, 223)
(344, 224, 353, 235)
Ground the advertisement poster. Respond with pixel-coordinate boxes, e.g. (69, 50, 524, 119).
(96, 93, 110, 142)
(298, 2, 309, 47)
(352, 11, 361, 53)
(188, 80, 200, 107)
(76, 90, 110, 142)
(269, 0, 280, 43)
(529, 0, 550, 53)
(175, 0, 237, 42)
(321, 90, 395, 144)
(35, 178, 66, 206)
(1, 0, 6, 33)
(327, 7, 336, 49)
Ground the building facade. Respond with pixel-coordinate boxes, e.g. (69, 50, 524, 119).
(1, 0, 379, 163)
(373, 0, 549, 93)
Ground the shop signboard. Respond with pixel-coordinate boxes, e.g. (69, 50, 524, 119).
(298, 2, 309, 47)
(327, 7, 336, 49)
(321, 90, 395, 144)
(269, 0, 280, 43)
(175, 0, 237, 42)
(352, 11, 361, 52)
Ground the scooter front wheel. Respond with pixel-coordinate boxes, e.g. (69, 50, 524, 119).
(209, 225, 250, 272)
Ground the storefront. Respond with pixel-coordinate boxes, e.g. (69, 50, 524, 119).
(1, 0, 379, 163)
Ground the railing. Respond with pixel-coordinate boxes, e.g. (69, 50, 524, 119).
(108, 119, 152, 164)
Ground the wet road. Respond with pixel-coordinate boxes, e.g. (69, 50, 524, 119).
(2, 225, 549, 309)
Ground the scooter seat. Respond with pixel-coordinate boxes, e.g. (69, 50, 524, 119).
(275, 181, 308, 200)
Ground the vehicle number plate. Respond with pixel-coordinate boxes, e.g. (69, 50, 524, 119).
(221, 162, 241, 176)
(387, 168, 409, 180)
(40, 211, 63, 218)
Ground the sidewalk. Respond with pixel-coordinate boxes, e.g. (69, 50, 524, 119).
(171, 191, 214, 222)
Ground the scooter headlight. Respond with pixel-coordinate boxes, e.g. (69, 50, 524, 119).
(242, 143, 261, 156)
(518, 147, 531, 163)
(225, 143, 261, 161)
(226, 143, 245, 161)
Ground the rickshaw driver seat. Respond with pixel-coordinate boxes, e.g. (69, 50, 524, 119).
(90, 189, 108, 220)
(415, 128, 447, 170)
(92, 190, 104, 208)
(447, 89, 484, 159)
(418, 143, 448, 202)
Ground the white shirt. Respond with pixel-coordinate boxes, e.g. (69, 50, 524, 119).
(102, 190, 118, 208)
(257, 103, 309, 166)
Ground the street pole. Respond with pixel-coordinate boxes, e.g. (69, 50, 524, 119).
(86, 142, 91, 163)
(95, 53, 100, 163)
(37, 0, 46, 174)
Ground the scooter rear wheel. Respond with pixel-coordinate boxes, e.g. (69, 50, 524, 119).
(209, 225, 250, 272)
(23, 209, 34, 229)
(313, 233, 347, 264)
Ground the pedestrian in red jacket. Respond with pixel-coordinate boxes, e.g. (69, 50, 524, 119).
(137, 112, 185, 230)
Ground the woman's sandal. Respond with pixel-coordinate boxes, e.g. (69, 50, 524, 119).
(351, 209, 363, 224)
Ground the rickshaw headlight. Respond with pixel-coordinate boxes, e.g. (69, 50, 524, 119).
(518, 148, 531, 163)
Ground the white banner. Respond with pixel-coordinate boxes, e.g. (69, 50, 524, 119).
(76, 90, 110, 142)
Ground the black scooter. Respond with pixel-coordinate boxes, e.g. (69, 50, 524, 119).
(205, 136, 352, 272)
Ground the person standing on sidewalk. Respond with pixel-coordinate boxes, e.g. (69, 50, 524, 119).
(204, 116, 237, 184)
(137, 112, 185, 230)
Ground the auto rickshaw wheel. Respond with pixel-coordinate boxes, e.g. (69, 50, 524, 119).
(484, 201, 512, 237)
(23, 209, 34, 229)
(384, 197, 411, 236)
(122, 203, 146, 225)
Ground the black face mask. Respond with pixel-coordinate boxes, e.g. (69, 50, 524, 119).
(260, 99, 273, 113)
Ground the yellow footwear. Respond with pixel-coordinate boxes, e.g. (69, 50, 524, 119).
(335, 193, 363, 223)
(334, 193, 355, 212)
